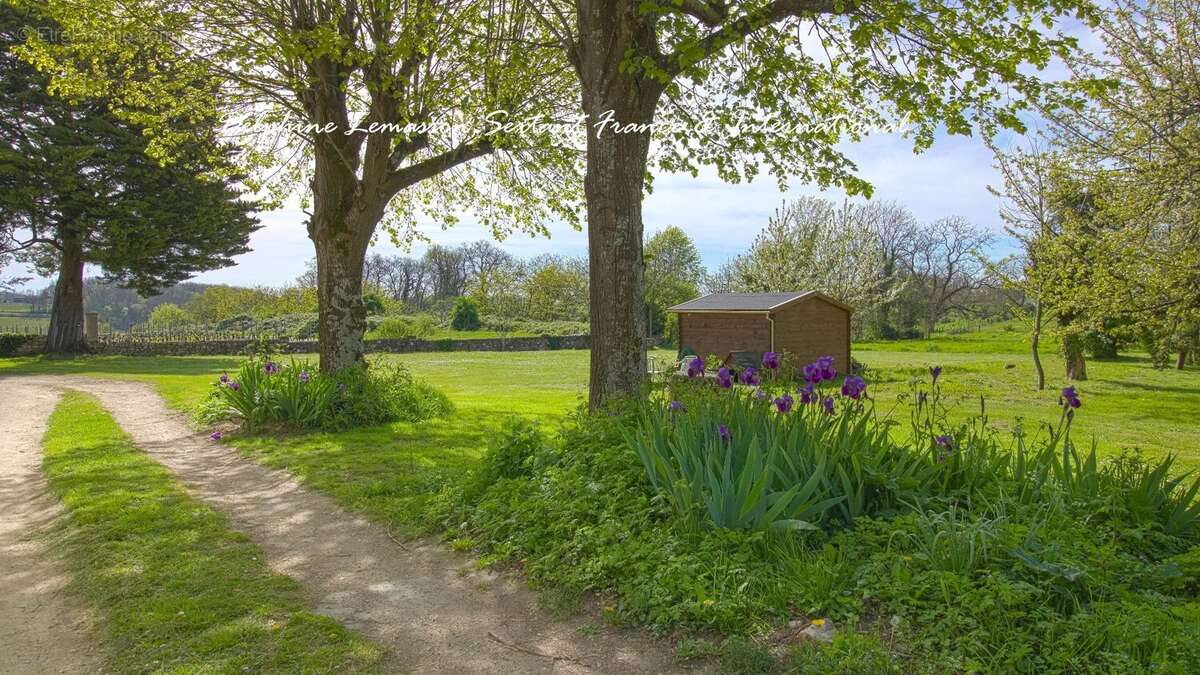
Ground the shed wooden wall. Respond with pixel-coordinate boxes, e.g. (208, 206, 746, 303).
(677, 312, 771, 360)
(772, 297, 851, 371)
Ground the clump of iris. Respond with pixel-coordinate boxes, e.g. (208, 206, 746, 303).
(802, 356, 836, 384)
(762, 351, 780, 370)
(716, 367, 734, 389)
(840, 375, 867, 400)
(774, 393, 794, 413)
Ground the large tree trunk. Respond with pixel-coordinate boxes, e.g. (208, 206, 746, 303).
(311, 219, 370, 373)
(583, 124, 653, 406)
(1063, 331, 1088, 381)
(307, 139, 373, 373)
(1031, 297, 1045, 390)
(576, 0, 662, 407)
(45, 233, 87, 354)
(1179, 348, 1190, 370)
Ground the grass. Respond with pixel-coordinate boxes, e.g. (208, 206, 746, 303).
(40, 391, 385, 673)
(3, 327, 1198, 534)
(0, 301, 51, 332)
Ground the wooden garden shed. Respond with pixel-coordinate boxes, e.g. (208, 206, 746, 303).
(667, 291, 853, 371)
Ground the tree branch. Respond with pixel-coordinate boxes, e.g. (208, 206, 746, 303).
(383, 138, 495, 194)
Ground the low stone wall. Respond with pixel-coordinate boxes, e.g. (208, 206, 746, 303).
(80, 334, 591, 357)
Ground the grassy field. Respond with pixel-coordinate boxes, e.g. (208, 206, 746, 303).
(3, 326, 1197, 463)
(41, 391, 383, 672)
(4, 325, 1199, 532)
(0, 301, 50, 333)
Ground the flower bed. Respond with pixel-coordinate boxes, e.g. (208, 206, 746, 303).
(438, 355, 1200, 671)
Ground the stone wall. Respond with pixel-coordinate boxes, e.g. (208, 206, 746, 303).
(79, 334, 591, 357)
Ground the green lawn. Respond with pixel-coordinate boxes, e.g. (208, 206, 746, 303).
(4, 332, 1199, 536)
(41, 391, 383, 673)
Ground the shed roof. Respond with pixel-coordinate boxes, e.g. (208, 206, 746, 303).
(667, 291, 853, 313)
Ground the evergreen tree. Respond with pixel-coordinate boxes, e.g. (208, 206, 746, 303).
(0, 4, 258, 352)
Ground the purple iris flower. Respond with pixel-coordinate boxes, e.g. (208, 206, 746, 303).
(799, 382, 816, 404)
(840, 375, 867, 400)
(934, 434, 953, 448)
(762, 351, 780, 370)
(338, 382, 348, 393)
(739, 367, 760, 386)
(210, 431, 222, 441)
(816, 356, 836, 381)
(228, 381, 240, 391)
(822, 397, 835, 415)
(264, 361, 279, 375)
(716, 367, 733, 389)
(930, 366, 942, 383)
(775, 393, 794, 413)
(754, 387, 768, 402)
(802, 363, 821, 384)
(299, 371, 310, 383)
(687, 357, 706, 378)
(1061, 386, 1082, 409)
(717, 424, 732, 442)
(219, 372, 229, 384)
(669, 400, 686, 414)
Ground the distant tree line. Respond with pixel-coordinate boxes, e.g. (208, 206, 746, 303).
(296, 242, 591, 324)
(707, 197, 1013, 340)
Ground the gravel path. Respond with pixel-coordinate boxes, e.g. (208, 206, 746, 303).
(0, 380, 102, 674)
(7, 376, 682, 674)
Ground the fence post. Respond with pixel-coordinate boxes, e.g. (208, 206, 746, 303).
(85, 312, 99, 342)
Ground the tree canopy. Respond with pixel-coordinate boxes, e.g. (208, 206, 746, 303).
(0, 2, 259, 351)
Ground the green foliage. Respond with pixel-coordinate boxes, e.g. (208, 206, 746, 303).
(0, 4, 258, 295)
(145, 303, 192, 330)
(199, 358, 451, 430)
(369, 314, 437, 339)
(187, 286, 318, 324)
(326, 362, 454, 429)
(42, 391, 382, 672)
(450, 296, 481, 331)
(0, 333, 36, 356)
(361, 291, 386, 315)
(444, 368, 1200, 669)
(782, 630, 900, 674)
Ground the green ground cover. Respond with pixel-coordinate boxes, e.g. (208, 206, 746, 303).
(40, 391, 383, 673)
(8, 326, 1200, 671)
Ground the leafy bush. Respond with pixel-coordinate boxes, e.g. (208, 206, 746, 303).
(0, 333, 37, 357)
(197, 358, 451, 430)
(440, 360, 1200, 670)
(362, 291, 386, 315)
(478, 315, 589, 336)
(450, 296, 481, 331)
(145, 303, 192, 330)
(369, 314, 437, 339)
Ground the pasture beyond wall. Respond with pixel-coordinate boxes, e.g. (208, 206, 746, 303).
(2, 334, 592, 357)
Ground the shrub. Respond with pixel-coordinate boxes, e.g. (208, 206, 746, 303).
(362, 291, 386, 315)
(450, 296, 481, 331)
(197, 358, 451, 430)
(369, 314, 437, 339)
(0, 333, 37, 357)
(146, 303, 192, 330)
